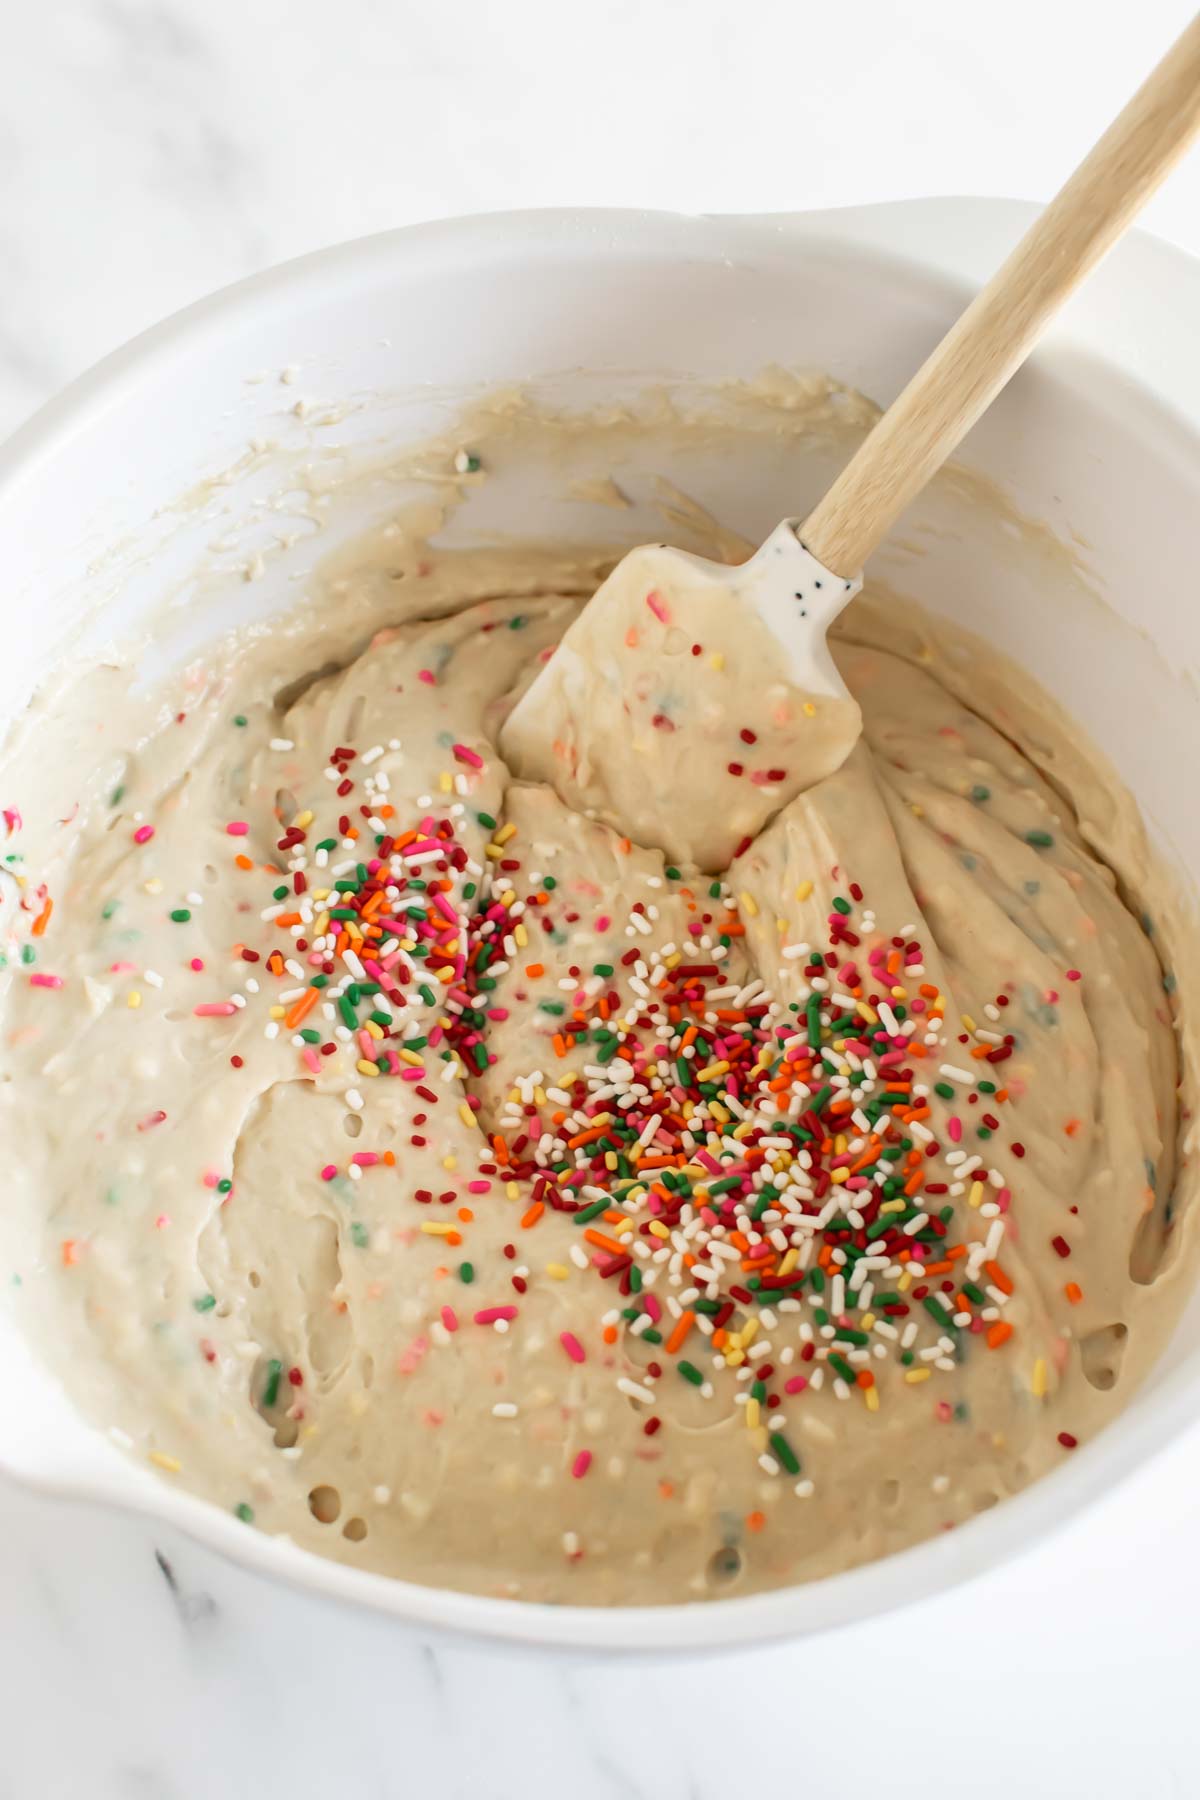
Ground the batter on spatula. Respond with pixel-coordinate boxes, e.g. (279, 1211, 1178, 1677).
(0, 523, 1192, 1605)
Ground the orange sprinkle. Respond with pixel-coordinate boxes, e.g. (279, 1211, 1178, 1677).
(524, 963, 545, 979)
(855, 1369, 874, 1389)
(457, 1207, 473, 1223)
(583, 1229, 628, 1257)
(985, 1260, 1014, 1295)
(658, 1481, 675, 1499)
(382, 1151, 396, 1167)
(1064, 1281, 1083, 1304)
(745, 1510, 766, 1533)
(986, 1321, 1014, 1349)
(665, 1310, 695, 1355)
(602, 1325, 618, 1345)
(567, 1124, 608, 1150)
(234, 854, 254, 871)
(520, 1201, 544, 1230)
(284, 988, 321, 1030)
(61, 1238, 81, 1266)
(275, 911, 302, 928)
(31, 898, 53, 937)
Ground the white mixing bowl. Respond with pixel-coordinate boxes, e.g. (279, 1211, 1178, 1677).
(1, 201, 1198, 1652)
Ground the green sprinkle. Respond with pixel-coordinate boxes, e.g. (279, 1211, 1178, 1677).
(110, 784, 125, 806)
(234, 1501, 255, 1523)
(262, 1359, 283, 1409)
(572, 1197, 611, 1225)
(1025, 830, 1054, 849)
(20, 944, 36, 965)
(934, 1081, 955, 1100)
(233, 715, 248, 728)
(193, 1294, 217, 1313)
(543, 875, 557, 890)
(169, 908, 191, 923)
(101, 900, 119, 920)
(592, 963, 614, 977)
(350, 1221, 369, 1249)
(769, 1432, 801, 1476)
(831, 895, 851, 915)
(829, 1353, 855, 1383)
(217, 1178, 233, 1195)
(539, 1000, 566, 1016)
(678, 1361, 704, 1386)
(970, 785, 990, 802)
(459, 1262, 475, 1284)
(923, 1296, 954, 1329)
(665, 866, 681, 881)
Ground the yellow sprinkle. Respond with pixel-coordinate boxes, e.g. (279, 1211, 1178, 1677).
(604, 1151, 618, 1171)
(724, 1348, 746, 1367)
(421, 1221, 455, 1237)
(890, 986, 906, 999)
(664, 951, 682, 969)
(314, 912, 330, 937)
(143, 878, 163, 895)
(495, 822, 517, 845)
(777, 916, 788, 935)
(910, 803, 924, 819)
(864, 1386, 880, 1412)
(149, 1451, 181, 1473)
(739, 891, 759, 918)
(709, 651, 725, 671)
(1031, 1357, 1048, 1398)
(856, 1000, 879, 1024)
(740, 1318, 759, 1347)
(397, 1048, 425, 1067)
(458, 1103, 478, 1131)
(880, 1199, 906, 1215)
(795, 880, 814, 902)
(438, 772, 453, 793)
(897, 1271, 912, 1293)
(293, 809, 314, 829)
(802, 701, 816, 717)
(745, 1399, 761, 1429)
(484, 845, 503, 860)
(695, 1060, 729, 1082)
(969, 1181, 984, 1209)
(834, 1134, 847, 1156)
(442, 1155, 457, 1171)
(127, 991, 142, 1008)
(751, 1424, 768, 1451)
(904, 1368, 931, 1385)
(356, 1059, 380, 1077)
(861, 1312, 876, 1330)
(545, 1262, 570, 1280)
(709, 1102, 730, 1124)
(364, 1019, 384, 1040)
(962, 1013, 977, 1033)
(514, 923, 528, 948)
(831, 1168, 849, 1185)
(533, 1086, 547, 1107)
(505, 1180, 521, 1201)
(647, 1221, 670, 1240)
(778, 1248, 800, 1277)
(499, 890, 516, 908)
(269, 1004, 285, 1020)
(436, 966, 455, 985)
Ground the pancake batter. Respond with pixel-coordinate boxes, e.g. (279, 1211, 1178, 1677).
(0, 515, 1189, 1604)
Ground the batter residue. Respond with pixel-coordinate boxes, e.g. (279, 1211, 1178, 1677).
(0, 510, 1190, 1604)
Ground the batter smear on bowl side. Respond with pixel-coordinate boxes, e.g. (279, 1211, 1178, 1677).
(0, 512, 1192, 1604)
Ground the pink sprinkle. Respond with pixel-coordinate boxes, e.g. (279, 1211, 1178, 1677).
(29, 973, 64, 989)
(137, 1110, 167, 1132)
(947, 1116, 962, 1143)
(319, 1164, 337, 1181)
(351, 1151, 379, 1167)
(109, 961, 137, 974)
(784, 1375, 809, 1395)
(571, 1450, 593, 1479)
(560, 1331, 586, 1364)
(417, 668, 436, 686)
(194, 1001, 237, 1017)
(226, 821, 250, 836)
(441, 1305, 459, 1333)
(397, 1335, 429, 1375)
(594, 914, 611, 933)
(467, 1179, 491, 1194)
(133, 825, 154, 844)
(645, 589, 671, 624)
(2, 807, 22, 836)
(400, 1067, 426, 1082)
(155, 1214, 170, 1230)
(473, 1306, 518, 1325)
(1066, 968, 1082, 982)
(190, 958, 205, 973)
(452, 743, 484, 770)
(302, 1047, 321, 1074)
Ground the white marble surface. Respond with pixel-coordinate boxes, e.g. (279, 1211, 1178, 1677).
(4, 3, 1200, 1795)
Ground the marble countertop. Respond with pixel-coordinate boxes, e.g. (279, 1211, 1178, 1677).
(4, 2, 1200, 1795)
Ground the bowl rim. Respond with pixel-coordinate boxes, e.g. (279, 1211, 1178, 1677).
(3, 197, 1200, 1652)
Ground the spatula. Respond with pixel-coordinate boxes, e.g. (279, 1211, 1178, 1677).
(501, 13, 1200, 872)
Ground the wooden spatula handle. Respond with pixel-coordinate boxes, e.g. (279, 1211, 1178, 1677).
(801, 12, 1200, 578)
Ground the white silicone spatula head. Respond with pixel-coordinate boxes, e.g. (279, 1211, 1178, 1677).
(502, 14, 1200, 871)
